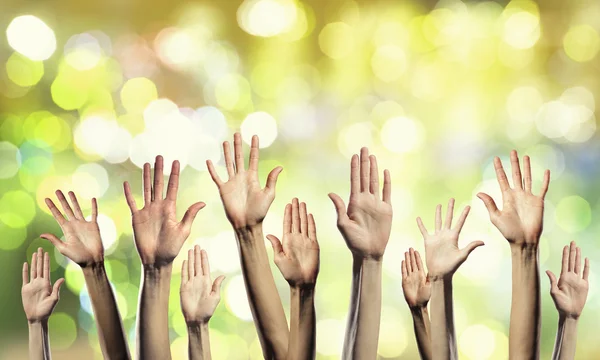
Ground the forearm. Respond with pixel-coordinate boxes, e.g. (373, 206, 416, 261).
(509, 245, 540, 359)
(342, 256, 382, 360)
(137, 264, 173, 360)
(552, 316, 578, 360)
(288, 287, 316, 360)
(410, 307, 432, 360)
(235, 225, 289, 359)
(188, 323, 211, 360)
(83, 263, 131, 360)
(28, 321, 50, 360)
(430, 278, 456, 360)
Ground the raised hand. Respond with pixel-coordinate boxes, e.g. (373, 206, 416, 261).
(206, 133, 282, 230)
(124, 155, 205, 266)
(402, 248, 431, 309)
(329, 147, 392, 260)
(180, 245, 225, 324)
(477, 150, 550, 247)
(41, 190, 103, 267)
(547, 241, 590, 319)
(22, 248, 64, 323)
(417, 199, 484, 279)
(267, 198, 320, 288)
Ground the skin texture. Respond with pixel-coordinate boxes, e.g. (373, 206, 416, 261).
(206, 133, 287, 359)
(478, 150, 550, 360)
(42, 191, 130, 360)
(123, 155, 205, 360)
(417, 199, 484, 360)
(401, 249, 432, 360)
(267, 198, 319, 360)
(180, 245, 225, 360)
(547, 242, 590, 360)
(22, 248, 65, 360)
(329, 147, 392, 359)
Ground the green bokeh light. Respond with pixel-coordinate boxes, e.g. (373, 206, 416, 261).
(49, 312, 78, 350)
(0, 190, 36, 228)
(5, 52, 44, 87)
(555, 195, 592, 233)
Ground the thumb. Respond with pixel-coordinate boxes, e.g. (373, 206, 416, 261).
(265, 166, 283, 192)
(40, 233, 65, 252)
(328, 193, 348, 224)
(52, 278, 65, 300)
(546, 270, 558, 291)
(266, 235, 284, 256)
(477, 193, 499, 218)
(180, 202, 206, 232)
(460, 241, 485, 261)
(212, 275, 226, 295)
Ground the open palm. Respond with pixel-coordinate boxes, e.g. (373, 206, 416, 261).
(402, 249, 430, 308)
(22, 248, 64, 323)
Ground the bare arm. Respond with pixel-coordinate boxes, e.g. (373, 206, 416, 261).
(207, 133, 287, 359)
(478, 151, 550, 359)
(123, 156, 205, 360)
(42, 191, 129, 360)
(328, 147, 393, 359)
(547, 242, 589, 360)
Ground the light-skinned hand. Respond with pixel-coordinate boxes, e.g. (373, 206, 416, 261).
(41, 190, 103, 267)
(477, 150, 550, 247)
(417, 199, 484, 279)
(22, 248, 65, 323)
(180, 245, 225, 325)
(546, 241, 590, 319)
(402, 248, 431, 309)
(206, 133, 282, 230)
(267, 198, 320, 289)
(123, 155, 206, 266)
(329, 147, 392, 260)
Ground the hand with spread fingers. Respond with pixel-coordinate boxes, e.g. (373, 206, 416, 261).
(123, 156, 205, 267)
(42, 191, 103, 267)
(206, 133, 282, 230)
(548, 241, 590, 360)
(417, 199, 484, 279)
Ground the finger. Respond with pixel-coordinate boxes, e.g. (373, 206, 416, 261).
(36, 248, 43, 279)
(561, 245, 569, 275)
(234, 132, 245, 173)
(575, 246, 582, 274)
(308, 214, 317, 243)
(382, 169, 391, 204)
(206, 160, 224, 187)
(454, 206, 471, 232)
(583, 258, 590, 281)
(188, 249, 195, 277)
(266, 235, 284, 256)
(43, 252, 50, 279)
(300, 202, 308, 235)
(369, 155, 379, 197)
(460, 241, 485, 261)
(510, 150, 523, 189)
(201, 249, 210, 276)
(546, 270, 558, 292)
(91, 198, 98, 222)
(523, 156, 532, 192)
(265, 166, 283, 192)
(409, 248, 417, 272)
(123, 182, 139, 214)
(415, 251, 424, 272)
(405, 252, 412, 272)
(283, 203, 292, 234)
(249, 135, 259, 171)
(41, 233, 66, 253)
(493, 157, 510, 192)
(416, 217, 428, 238)
(569, 241, 576, 272)
(44, 198, 66, 225)
(166, 160, 180, 201)
(51, 278, 65, 300)
(292, 198, 300, 233)
(445, 198, 455, 229)
(223, 141, 235, 178)
(194, 245, 202, 276)
(56, 190, 76, 220)
(435, 204, 442, 232)
(67, 191, 84, 220)
(143, 163, 152, 205)
(401, 260, 408, 278)
(22, 262, 28, 286)
(180, 202, 206, 233)
(477, 193, 499, 218)
(360, 147, 370, 193)
(328, 193, 349, 225)
(181, 260, 188, 284)
(153, 155, 164, 201)
(212, 275, 226, 295)
(350, 154, 360, 195)
(539, 170, 550, 199)
(31, 253, 37, 280)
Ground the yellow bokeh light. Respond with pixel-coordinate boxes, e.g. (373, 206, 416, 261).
(319, 22, 355, 59)
(316, 318, 344, 355)
(0, 141, 21, 179)
(378, 306, 407, 358)
(120, 77, 158, 113)
(0, 190, 36, 228)
(237, 0, 297, 37)
(64, 33, 103, 71)
(48, 312, 77, 350)
(555, 195, 592, 233)
(371, 45, 408, 82)
(51, 74, 89, 110)
(502, 11, 540, 49)
(563, 24, 600, 62)
(0, 219, 27, 250)
(214, 74, 252, 111)
(65, 262, 86, 294)
(240, 111, 278, 148)
(459, 324, 496, 359)
(5, 52, 44, 87)
(6, 15, 56, 61)
(380, 116, 425, 154)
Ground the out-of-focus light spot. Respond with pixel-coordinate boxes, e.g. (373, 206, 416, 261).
(48, 312, 77, 350)
(113, 34, 158, 79)
(563, 24, 600, 62)
(6, 15, 56, 61)
(381, 117, 425, 154)
(506, 86, 543, 122)
(79, 288, 93, 315)
(422, 7, 468, 47)
(74, 115, 131, 163)
(0, 141, 21, 178)
(170, 336, 188, 359)
(5, 52, 44, 87)
(214, 74, 252, 111)
(280, 104, 317, 140)
(459, 324, 496, 359)
(0, 190, 35, 228)
(203, 232, 241, 273)
(120, 77, 158, 113)
(203, 42, 241, 80)
(319, 22, 354, 59)
(241, 112, 278, 148)
(105, 127, 132, 164)
(64, 33, 103, 70)
(143, 98, 179, 128)
(50, 74, 88, 110)
(338, 122, 374, 158)
(26, 112, 71, 152)
(279, 1, 314, 42)
(536, 99, 596, 143)
(237, 0, 297, 37)
(498, 42, 534, 69)
(0, 219, 27, 250)
(192, 106, 228, 140)
(492, 330, 509, 359)
(371, 45, 407, 82)
(316, 318, 344, 355)
(561, 86, 595, 112)
(378, 306, 407, 357)
(555, 196, 591, 233)
(65, 262, 86, 294)
(525, 144, 565, 180)
(154, 28, 200, 67)
(96, 214, 118, 254)
(502, 12, 540, 49)
(72, 163, 109, 199)
(225, 275, 253, 321)
(374, 22, 409, 48)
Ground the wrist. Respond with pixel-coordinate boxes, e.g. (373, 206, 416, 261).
(234, 224, 264, 241)
(186, 319, 211, 329)
(291, 285, 316, 296)
(352, 253, 383, 264)
(409, 304, 428, 314)
(428, 273, 453, 282)
(510, 241, 539, 253)
(143, 263, 173, 282)
(81, 261, 107, 277)
(27, 319, 48, 326)
(559, 313, 581, 321)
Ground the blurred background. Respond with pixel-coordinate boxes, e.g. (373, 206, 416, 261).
(1, 0, 599, 358)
